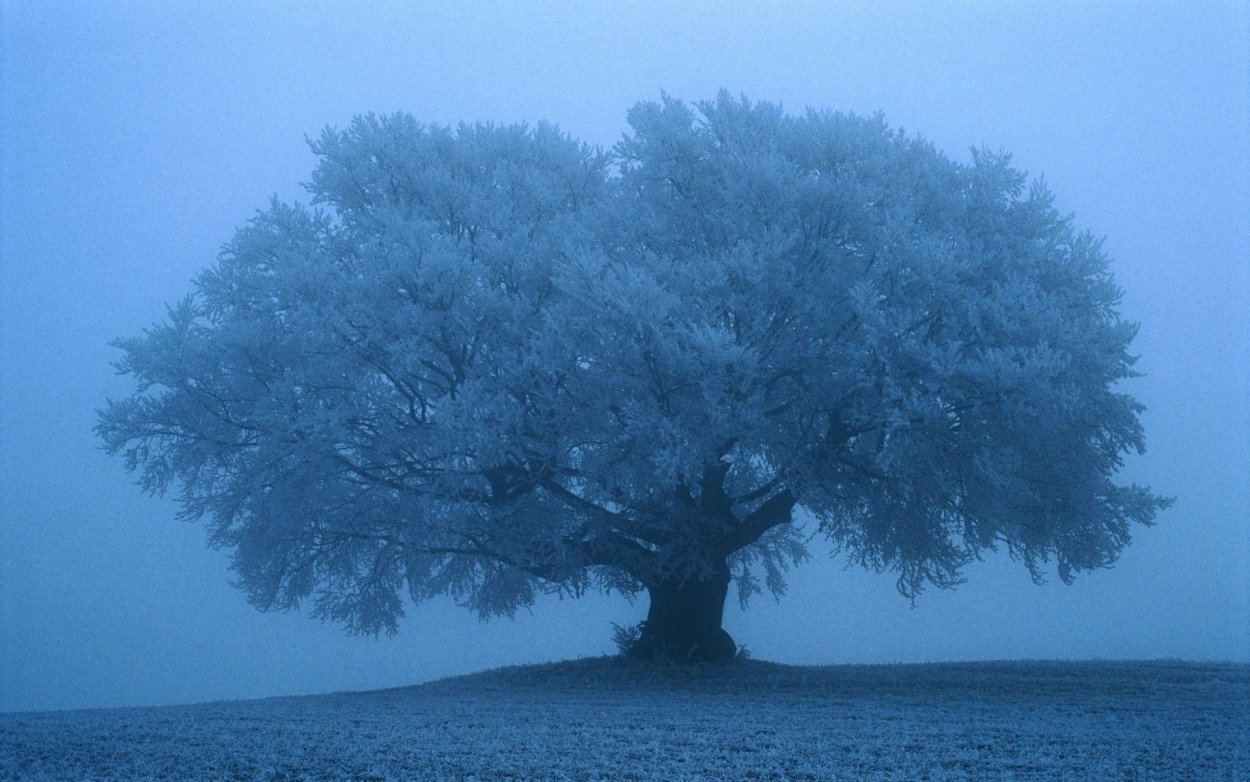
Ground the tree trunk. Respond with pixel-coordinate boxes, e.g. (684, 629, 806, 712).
(629, 560, 737, 664)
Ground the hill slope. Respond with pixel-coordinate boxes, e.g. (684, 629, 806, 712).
(3, 658, 1248, 780)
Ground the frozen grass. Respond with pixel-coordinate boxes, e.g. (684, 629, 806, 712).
(3, 658, 1247, 780)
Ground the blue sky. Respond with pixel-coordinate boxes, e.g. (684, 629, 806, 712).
(2, 2, 1247, 712)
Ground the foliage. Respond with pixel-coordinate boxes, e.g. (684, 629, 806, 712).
(98, 93, 1169, 635)
(611, 622, 644, 657)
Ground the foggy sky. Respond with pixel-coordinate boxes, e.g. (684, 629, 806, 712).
(2, 2, 1247, 713)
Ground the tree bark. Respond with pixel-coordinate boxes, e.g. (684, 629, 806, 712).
(629, 559, 736, 664)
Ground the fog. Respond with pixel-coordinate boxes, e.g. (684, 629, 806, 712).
(2, 3, 1246, 713)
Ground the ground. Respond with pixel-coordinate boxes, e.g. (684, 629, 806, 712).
(3, 658, 1247, 780)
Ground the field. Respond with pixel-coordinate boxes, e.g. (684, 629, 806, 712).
(3, 658, 1247, 780)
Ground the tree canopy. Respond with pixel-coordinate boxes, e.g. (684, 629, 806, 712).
(98, 93, 1168, 658)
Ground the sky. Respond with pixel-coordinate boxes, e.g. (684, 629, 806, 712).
(1, 2, 1247, 713)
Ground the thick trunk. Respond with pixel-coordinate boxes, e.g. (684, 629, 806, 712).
(629, 560, 736, 664)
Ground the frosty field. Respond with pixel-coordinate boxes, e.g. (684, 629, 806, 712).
(3, 658, 1246, 781)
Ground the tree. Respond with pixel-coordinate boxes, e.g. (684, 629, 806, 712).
(98, 94, 1169, 663)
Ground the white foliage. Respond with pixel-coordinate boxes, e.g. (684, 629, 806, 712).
(98, 94, 1167, 633)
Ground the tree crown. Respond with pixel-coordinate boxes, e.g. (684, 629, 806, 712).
(98, 94, 1168, 635)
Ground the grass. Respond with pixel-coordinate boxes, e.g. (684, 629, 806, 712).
(3, 657, 1247, 780)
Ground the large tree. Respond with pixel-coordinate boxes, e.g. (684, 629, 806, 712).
(98, 94, 1168, 663)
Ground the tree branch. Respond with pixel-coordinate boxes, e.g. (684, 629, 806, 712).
(718, 489, 797, 556)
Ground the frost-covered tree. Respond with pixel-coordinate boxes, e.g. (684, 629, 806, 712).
(98, 94, 1168, 663)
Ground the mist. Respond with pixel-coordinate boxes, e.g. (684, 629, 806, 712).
(2, 3, 1246, 714)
